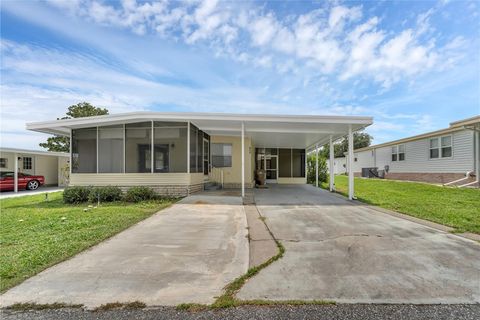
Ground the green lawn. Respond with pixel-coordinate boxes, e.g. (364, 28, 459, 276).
(0, 192, 173, 292)
(321, 175, 480, 234)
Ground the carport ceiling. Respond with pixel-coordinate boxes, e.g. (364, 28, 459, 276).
(26, 112, 373, 149)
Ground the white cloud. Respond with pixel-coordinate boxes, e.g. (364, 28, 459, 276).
(36, 1, 466, 89)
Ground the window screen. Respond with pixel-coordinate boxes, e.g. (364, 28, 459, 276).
(72, 128, 97, 173)
(98, 125, 124, 173)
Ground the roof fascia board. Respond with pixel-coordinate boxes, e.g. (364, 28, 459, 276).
(26, 112, 373, 130)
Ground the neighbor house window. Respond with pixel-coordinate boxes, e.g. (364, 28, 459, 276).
(391, 144, 405, 162)
(391, 146, 397, 161)
(22, 157, 32, 170)
(211, 143, 232, 167)
(0, 158, 7, 168)
(430, 135, 452, 159)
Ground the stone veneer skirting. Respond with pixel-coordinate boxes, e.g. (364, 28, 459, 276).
(118, 183, 204, 197)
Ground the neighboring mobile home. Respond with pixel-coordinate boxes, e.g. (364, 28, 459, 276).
(0, 147, 70, 189)
(346, 116, 480, 186)
(26, 112, 373, 199)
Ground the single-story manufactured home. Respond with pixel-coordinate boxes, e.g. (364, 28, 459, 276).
(0, 147, 70, 191)
(26, 112, 373, 199)
(345, 116, 480, 187)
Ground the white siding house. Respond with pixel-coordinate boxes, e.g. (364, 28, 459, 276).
(347, 116, 479, 186)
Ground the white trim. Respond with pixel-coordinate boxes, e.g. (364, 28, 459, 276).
(14, 153, 18, 193)
(151, 120, 154, 173)
(329, 135, 334, 192)
(69, 129, 72, 175)
(96, 126, 99, 174)
(241, 122, 245, 198)
(348, 125, 354, 200)
(315, 144, 318, 188)
(123, 124, 126, 174)
(187, 121, 190, 174)
(0, 147, 69, 158)
(26, 111, 373, 129)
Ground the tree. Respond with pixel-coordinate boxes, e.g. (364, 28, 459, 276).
(319, 131, 373, 158)
(306, 154, 328, 185)
(39, 102, 109, 152)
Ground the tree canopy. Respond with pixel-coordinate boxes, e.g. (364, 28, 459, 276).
(319, 131, 373, 158)
(39, 102, 109, 152)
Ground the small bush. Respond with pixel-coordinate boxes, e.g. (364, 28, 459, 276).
(63, 186, 91, 204)
(124, 186, 157, 202)
(88, 186, 123, 203)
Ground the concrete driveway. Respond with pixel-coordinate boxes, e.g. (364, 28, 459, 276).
(238, 184, 480, 304)
(1, 194, 248, 308)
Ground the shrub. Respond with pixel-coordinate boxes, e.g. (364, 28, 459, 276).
(124, 186, 157, 202)
(307, 154, 328, 185)
(88, 186, 123, 203)
(63, 186, 91, 204)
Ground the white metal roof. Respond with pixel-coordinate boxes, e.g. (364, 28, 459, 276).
(26, 111, 373, 149)
(0, 147, 69, 157)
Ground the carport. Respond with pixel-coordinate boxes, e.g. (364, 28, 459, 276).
(0, 147, 69, 193)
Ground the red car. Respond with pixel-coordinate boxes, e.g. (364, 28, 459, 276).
(0, 171, 45, 191)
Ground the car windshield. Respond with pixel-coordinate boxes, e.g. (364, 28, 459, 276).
(0, 172, 14, 178)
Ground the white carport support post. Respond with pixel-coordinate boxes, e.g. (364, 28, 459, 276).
(14, 153, 18, 193)
(476, 130, 480, 186)
(329, 135, 334, 192)
(241, 122, 245, 198)
(348, 125, 354, 200)
(315, 144, 318, 187)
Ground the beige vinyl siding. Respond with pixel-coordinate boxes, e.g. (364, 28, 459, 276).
(70, 172, 203, 186)
(34, 155, 59, 185)
(353, 129, 474, 174)
(209, 135, 253, 185)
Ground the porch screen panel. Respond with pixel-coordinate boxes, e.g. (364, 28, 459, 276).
(279, 149, 291, 177)
(125, 122, 152, 173)
(98, 125, 124, 173)
(72, 127, 97, 173)
(292, 149, 306, 177)
(189, 123, 198, 173)
(154, 122, 188, 173)
(197, 130, 203, 173)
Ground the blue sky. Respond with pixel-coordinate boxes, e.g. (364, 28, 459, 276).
(1, 0, 479, 149)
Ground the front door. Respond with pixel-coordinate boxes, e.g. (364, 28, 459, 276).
(265, 155, 278, 183)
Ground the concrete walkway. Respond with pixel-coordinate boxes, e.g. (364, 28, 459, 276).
(0, 187, 63, 199)
(0, 194, 249, 309)
(238, 184, 480, 304)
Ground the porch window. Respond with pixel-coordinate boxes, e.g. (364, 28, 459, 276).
(98, 125, 124, 173)
(154, 122, 188, 173)
(125, 122, 151, 173)
(72, 127, 97, 173)
(211, 143, 232, 167)
(0, 158, 7, 168)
